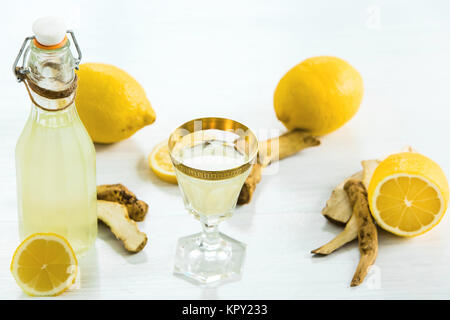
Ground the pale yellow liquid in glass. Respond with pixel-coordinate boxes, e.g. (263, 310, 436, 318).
(16, 104, 97, 254)
(174, 141, 251, 217)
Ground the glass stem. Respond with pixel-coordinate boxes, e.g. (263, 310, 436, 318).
(200, 220, 221, 251)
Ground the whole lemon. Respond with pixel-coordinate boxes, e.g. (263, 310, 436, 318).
(274, 56, 363, 135)
(75, 63, 156, 143)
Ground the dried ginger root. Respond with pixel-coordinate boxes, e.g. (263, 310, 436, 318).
(315, 147, 415, 286)
(344, 180, 378, 287)
(97, 184, 148, 221)
(313, 159, 381, 254)
(238, 129, 320, 204)
(97, 200, 148, 253)
(321, 146, 415, 225)
(238, 163, 263, 205)
(311, 212, 358, 255)
(321, 170, 363, 225)
(361, 159, 380, 189)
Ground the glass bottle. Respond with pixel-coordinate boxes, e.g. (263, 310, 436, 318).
(14, 17, 97, 254)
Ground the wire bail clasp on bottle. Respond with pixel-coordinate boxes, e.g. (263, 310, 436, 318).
(12, 30, 83, 111)
(12, 30, 82, 82)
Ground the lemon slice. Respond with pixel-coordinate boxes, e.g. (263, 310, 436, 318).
(368, 152, 449, 237)
(148, 140, 177, 184)
(10, 233, 78, 296)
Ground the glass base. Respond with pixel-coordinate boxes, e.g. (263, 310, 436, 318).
(174, 232, 246, 285)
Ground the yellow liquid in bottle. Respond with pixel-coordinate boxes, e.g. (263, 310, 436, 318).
(16, 104, 97, 254)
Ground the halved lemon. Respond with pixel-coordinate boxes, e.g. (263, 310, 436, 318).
(368, 152, 449, 237)
(10, 233, 78, 296)
(148, 140, 177, 184)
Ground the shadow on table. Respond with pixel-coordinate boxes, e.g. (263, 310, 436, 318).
(201, 287, 219, 299)
(76, 246, 100, 295)
(94, 139, 138, 154)
(226, 186, 260, 233)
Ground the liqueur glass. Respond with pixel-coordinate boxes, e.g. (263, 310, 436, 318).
(169, 117, 258, 284)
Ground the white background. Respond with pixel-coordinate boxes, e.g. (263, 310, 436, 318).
(1, 0, 450, 299)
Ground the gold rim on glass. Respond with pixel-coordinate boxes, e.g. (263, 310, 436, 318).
(168, 117, 258, 181)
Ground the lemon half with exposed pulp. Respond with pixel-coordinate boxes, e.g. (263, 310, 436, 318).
(149, 140, 177, 184)
(10, 233, 78, 296)
(368, 152, 449, 237)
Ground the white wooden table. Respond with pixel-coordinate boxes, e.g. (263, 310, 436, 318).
(1, 0, 450, 299)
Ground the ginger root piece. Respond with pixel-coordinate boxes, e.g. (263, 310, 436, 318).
(97, 200, 148, 253)
(97, 184, 148, 221)
(321, 171, 363, 224)
(238, 129, 320, 204)
(321, 156, 384, 224)
(344, 180, 378, 287)
(311, 211, 358, 255)
(361, 159, 380, 189)
(238, 163, 263, 205)
(313, 161, 380, 254)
